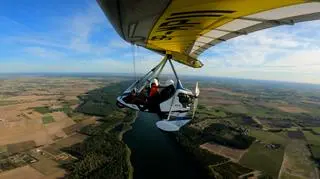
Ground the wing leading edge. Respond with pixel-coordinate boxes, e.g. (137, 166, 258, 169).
(98, 0, 320, 68)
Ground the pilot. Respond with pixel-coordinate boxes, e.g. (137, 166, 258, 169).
(145, 78, 161, 112)
(149, 78, 159, 97)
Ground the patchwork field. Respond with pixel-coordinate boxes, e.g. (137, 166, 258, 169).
(0, 77, 111, 178)
(240, 142, 285, 178)
(183, 78, 320, 178)
(201, 87, 249, 97)
(200, 142, 247, 162)
(280, 140, 318, 179)
(0, 165, 44, 179)
(249, 129, 289, 144)
(303, 131, 320, 146)
(277, 106, 309, 113)
(0, 77, 104, 146)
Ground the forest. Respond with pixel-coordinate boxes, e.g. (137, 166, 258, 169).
(63, 81, 135, 179)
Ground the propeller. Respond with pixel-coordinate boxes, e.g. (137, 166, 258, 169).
(192, 82, 200, 119)
(194, 82, 200, 97)
(192, 97, 198, 119)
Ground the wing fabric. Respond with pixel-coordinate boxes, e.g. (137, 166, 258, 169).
(98, 0, 320, 68)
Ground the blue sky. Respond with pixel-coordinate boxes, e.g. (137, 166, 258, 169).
(1, 1, 320, 84)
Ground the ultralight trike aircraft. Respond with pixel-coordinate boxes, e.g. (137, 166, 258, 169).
(98, 0, 320, 131)
(116, 54, 200, 132)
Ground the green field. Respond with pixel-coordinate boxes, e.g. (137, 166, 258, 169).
(194, 106, 227, 122)
(310, 145, 320, 159)
(312, 127, 320, 133)
(0, 100, 19, 106)
(222, 104, 248, 114)
(249, 129, 288, 145)
(303, 131, 320, 145)
(240, 143, 284, 177)
(199, 107, 227, 118)
(7, 141, 36, 154)
(208, 162, 253, 178)
(33, 106, 51, 114)
(34, 105, 73, 117)
(42, 114, 55, 124)
(0, 145, 7, 154)
(281, 140, 316, 178)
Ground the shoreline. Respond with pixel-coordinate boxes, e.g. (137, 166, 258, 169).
(119, 111, 138, 179)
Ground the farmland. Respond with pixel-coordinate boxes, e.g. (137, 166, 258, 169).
(1, 75, 320, 178)
(304, 131, 320, 146)
(0, 77, 107, 146)
(240, 142, 285, 177)
(0, 76, 135, 179)
(280, 140, 317, 179)
(200, 142, 246, 162)
(180, 77, 320, 178)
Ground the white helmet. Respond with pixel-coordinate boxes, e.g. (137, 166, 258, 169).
(165, 79, 174, 86)
(151, 78, 159, 86)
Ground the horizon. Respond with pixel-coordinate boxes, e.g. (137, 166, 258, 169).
(1, 72, 320, 87)
(1, 1, 320, 84)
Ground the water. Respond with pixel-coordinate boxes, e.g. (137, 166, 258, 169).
(123, 112, 206, 179)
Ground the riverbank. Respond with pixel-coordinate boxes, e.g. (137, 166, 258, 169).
(117, 111, 138, 141)
(118, 112, 138, 179)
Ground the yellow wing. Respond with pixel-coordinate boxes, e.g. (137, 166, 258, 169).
(98, 0, 320, 68)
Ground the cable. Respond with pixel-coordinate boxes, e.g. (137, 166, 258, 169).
(132, 44, 137, 81)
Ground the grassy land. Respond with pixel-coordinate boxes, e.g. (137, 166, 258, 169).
(42, 114, 55, 124)
(208, 162, 253, 178)
(0, 100, 20, 106)
(312, 127, 320, 133)
(7, 141, 36, 154)
(196, 106, 227, 118)
(240, 142, 285, 178)
(221, 104, 248, 114)
(310, 145, 320, 159)
(188, 78, 320, 177)
(249, 129, 289, 145)
(70, 113, 87, 123)
(33, 104, 73, 117)
(303, 131, 320, 145)
(280, 140, 316, 178)
(33, 106, 51, 114)
(0, 145, 8, 154)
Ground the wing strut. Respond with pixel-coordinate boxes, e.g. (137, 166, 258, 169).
(166, 55, 182, 120)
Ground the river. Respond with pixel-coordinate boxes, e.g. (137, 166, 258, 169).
(123, 112, 206, 179)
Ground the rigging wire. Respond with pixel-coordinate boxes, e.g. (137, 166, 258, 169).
(136, 45, 141, 75)
(131, 44, 137, 81)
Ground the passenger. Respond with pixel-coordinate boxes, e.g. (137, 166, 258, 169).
(123, 88, 146, 105)
(164, 79, 174, 88)
(159, 79, 175, 102)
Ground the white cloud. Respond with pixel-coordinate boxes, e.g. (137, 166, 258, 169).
(65, 4, 106, 53)
(1, 2, 320, 84)
(2, 2, 111, 56)
(108, 39, 130, 49)
(193, 20, 320, 83)
(23, 46, 65, 60)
